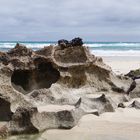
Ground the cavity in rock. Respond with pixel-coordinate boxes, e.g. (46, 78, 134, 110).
(11, 62, 60, 93)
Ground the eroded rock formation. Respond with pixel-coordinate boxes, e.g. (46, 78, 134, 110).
(125, 69, 140, 97)
(0, 38, 133, 138)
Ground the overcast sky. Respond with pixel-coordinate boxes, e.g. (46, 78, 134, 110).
(0, 0, 140, 41)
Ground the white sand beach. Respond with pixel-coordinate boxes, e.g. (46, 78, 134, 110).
(103, 56, 140, 74)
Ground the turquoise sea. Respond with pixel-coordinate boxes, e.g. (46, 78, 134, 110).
(0, 42, 140, 56)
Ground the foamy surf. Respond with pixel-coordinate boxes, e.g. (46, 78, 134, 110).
(0, 42, 140, 57)
(92, 50, 140, 57)
(0, 42, 54, 49)
(85, 42, 140, 48)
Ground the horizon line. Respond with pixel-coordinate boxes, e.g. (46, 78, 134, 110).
(0, 41, 140, 43)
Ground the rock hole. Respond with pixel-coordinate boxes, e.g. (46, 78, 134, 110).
(11, 62, 60, 94)
(0, 97, 12, 121)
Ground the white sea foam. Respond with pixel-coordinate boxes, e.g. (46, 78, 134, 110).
(0, 43, 53, 49)
(23, 43, 53, 48)
(1, 42, 140, 49)
(85, 43, 140, 48)
(92, 50, 140, 57)
(0, 42, 140, 57)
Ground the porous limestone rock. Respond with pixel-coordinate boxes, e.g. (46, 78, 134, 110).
(0, 38, 133, 137)
(9, 107, 39, 135)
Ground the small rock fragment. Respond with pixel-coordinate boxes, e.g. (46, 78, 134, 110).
(129, 100, 140, 109)
(118, 103, 125, 108)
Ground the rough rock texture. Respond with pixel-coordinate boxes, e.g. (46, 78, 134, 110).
(0, 39, 133, 137)
(125, 69, 140, 78)
(0, 95, 12, 121)
(32, 105, 84, 131)
(129, 100, 140, 109)
(9, 107, 39, 135)
(0, 125, 9, 138)
(125, 69, 140, 97)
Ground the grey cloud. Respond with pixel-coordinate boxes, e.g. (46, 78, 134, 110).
(0, 0, 140, 41)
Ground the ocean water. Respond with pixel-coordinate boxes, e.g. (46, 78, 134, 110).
(0, 42, 140, 56)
